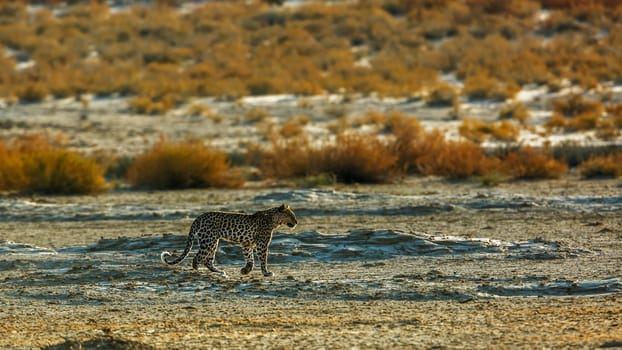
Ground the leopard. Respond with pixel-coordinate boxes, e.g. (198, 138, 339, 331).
(160, 204, 297, 277)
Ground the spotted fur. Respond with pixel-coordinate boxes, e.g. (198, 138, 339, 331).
(161, 204, 297, 277)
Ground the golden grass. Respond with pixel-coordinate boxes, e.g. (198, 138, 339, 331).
(126, 140, 243, 189)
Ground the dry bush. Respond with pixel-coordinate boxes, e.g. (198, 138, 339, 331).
(499, 102, 530, 125)
(321, 133, 399, 183)
(126, 141, 243, 190)
(462, 71, 519, 101)
(391, 123, 441, 175)
(352, 111, 387, 129)
(1, 135, 106, 194)
(546, 95, 606, 132)
(128, 95, 177, 115)
(257, 133, 400, 183)
(14, 81, 49, 103)
(553, 94, 603, 117)
(418, 139, 490, 179)
(244, 108, 271, 124)
(0, 143, 26, 191)
(501, 147, 568, 179)
(606, 103, 622, 128)
(459, 119, 520, 143)
(579, 152, 622, 178)
(21, 149, 106, 195)
(425, 83, 458, 107)
(279, 115, 310, 138)
(254, 137, 316, 179)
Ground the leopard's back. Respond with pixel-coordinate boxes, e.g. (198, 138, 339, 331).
(191, 211, 260, 244)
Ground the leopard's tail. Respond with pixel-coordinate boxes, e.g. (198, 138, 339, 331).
(161, 231, 194, 266)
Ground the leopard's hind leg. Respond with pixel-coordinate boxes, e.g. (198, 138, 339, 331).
(195, 237, 226, 276)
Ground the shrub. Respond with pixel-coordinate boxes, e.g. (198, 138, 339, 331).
(501, 147, 568, 179)
(321, 133, 399, 183)
(128, 95, 177, 115)
(426, 83, 458, 107)
(419, 139, 490, 179)
(459, 119, 520, 143)
(0, 135, 106, 194)
(254, 137, 316, 179)
(256, 133, 400, 184)
(14, 81, 49, 103)
(126, 141, 244, 189)
(499, 102, 530, 124)
(0, 143, 26, 191)
(462, 71, 519, 101)
(279, 115, 310, 138)
(21, 149, 106, 195)
(579, 152, 622, 178)
(553, 94, 603, 118)
(244, 108, 271, 124)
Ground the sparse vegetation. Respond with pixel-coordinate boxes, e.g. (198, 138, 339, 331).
(0, 0, 620, 110)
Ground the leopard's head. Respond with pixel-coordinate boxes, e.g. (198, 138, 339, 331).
(275, 204, 298, 229)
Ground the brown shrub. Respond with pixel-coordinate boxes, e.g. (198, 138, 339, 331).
(459, 119, 520, 143)
(14, 81, 49, 103)
(126, 141, 243, 189)
(279, 115, 310, 138)
(254, 137, 316, 179)
(553, 94, 603, 117)
(2, 135, 106, 194)
(462, 71, 519, 101)
(499, 102, 530, 125)
(128, 95, 177, 115)
(579, 152, 622, 178)
(257, 133, 400, 184)
(21, 149, 106, 195)
(419, 139, 489, 179)
(426, 83, 458, 107)
(501, 147, 568, 179)
(0, 143, 27, 191)
(321, 133, 399, 183)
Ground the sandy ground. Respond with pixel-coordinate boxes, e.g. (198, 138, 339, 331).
(0, 176, 621, 349)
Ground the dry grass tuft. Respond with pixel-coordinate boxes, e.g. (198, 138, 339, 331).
(126, 140, 243, 189)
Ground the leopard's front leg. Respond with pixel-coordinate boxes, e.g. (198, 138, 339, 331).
(256, 236, 273, 277)
(240, 244, 254, 275)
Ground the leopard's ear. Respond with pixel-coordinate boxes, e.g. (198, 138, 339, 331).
(279, 203, 287, 211)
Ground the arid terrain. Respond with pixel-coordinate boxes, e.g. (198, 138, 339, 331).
(1, 1, 621, 347)
(0, 175, 620, 349)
